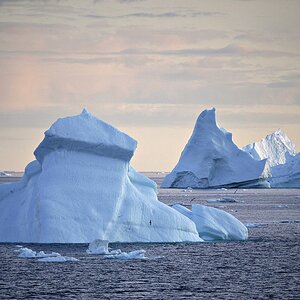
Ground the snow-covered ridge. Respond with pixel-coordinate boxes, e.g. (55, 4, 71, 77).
(162, 108, 268, 189)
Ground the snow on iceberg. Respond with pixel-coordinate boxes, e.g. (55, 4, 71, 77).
(0, 109, 200, 243)
(269, 153, 300, 188)
(171, 204, 248, 241)
(162, 108, 268, 189)
(243, 129, 297, 175)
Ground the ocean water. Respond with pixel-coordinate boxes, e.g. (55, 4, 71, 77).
(0, 177, 299, 299)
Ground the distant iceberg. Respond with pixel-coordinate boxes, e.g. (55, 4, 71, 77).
(244, 131, 299, 188)
(171, 204, 248, 241)
(243, 129, 297, 176)
(0, 109, 200, 243)
(162, 108, 268, 189)
(0, 171, 11, 177)
(269, 153, 300, 188)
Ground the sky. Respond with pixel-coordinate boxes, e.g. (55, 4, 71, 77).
(0, 0, 299, 171)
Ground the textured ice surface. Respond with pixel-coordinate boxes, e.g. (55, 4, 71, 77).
(162, 108, 268, 189)
(269, 153, 300, 188)
(0, 110, 200, 243)
(244, 129, 297, 176)
(172, 204, 248, 241)
(244, 129, 299, 188)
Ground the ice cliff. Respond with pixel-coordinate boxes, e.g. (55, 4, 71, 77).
(0, 109, 201, 243)
(162, 108, 268, 189)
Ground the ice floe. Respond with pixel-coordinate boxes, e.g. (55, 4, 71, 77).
(37, 256, 79, 262)
(15, 247, 78, 262)
(207, 197, 237, 203)
(162, 108, 268, 189)
(86, 239, 146, 260)
(244, 223, 267, 228)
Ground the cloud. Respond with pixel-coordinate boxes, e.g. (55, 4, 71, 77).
(6, 43, 294, 61)
(84, 11, 223, 19)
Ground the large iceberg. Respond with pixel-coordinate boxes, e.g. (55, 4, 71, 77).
(0, 109, 200, 243)
(243, 129, 297, 175)
(162, 108, 268, 189)
(171, 204, 248, 241)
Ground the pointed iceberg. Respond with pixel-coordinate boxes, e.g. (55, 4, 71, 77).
(244, 130, 299, 188)
(162, 108, 268, 189)
(0, 109, 200, 243)
(243, 129, 297, 176)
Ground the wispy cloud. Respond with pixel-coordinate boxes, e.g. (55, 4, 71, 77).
(84, 11, 223, 19)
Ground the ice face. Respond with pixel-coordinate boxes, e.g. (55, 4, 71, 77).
(0, 110, 200, 243)
(162, 108, 268, 189)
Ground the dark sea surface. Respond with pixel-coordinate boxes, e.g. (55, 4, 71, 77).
(0, 174, 299, 299)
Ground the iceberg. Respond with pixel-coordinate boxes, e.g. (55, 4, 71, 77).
(269, 153, 300, 188)
(86, 239, 110, 255)
(243, 129, 297, 175)
(162, 108, 268, 189)
(0, 109, 200, 243)
(244, 130, 299, 188)
(171, 204, 248, 241)
(0, 171, 11, 177)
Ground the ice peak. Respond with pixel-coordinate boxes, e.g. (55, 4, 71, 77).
(81, 108, 91, 116)
(195, 108, 217, 129)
